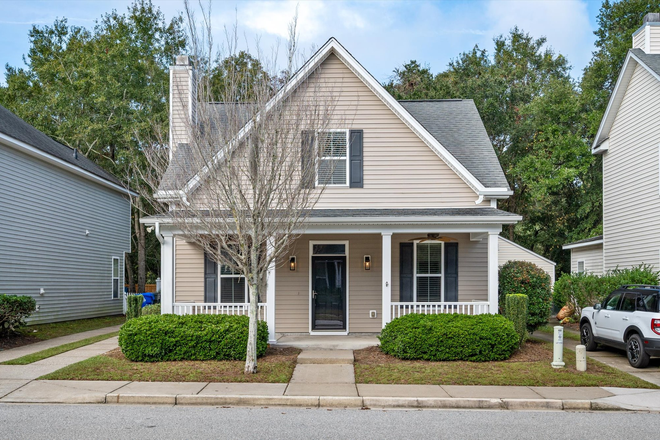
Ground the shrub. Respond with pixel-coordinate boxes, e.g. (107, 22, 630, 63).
(0, 295, 37, 337)
(379, 313, 519, 362)
(553, 264, 659, 316)
(141, 304, 161, 316)
(499, 261, 552, 332)
(505, 294, 528, 347)
(118, 314, 268, 362)
(126, 295, 143, 320)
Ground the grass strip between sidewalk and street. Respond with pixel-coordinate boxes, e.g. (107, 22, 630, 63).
(39, 346, 300, 383)
(354, 339, 658, 388)
(1, 332, 119, 365)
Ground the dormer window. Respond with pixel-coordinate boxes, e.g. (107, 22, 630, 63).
(317, 130, 349, 186)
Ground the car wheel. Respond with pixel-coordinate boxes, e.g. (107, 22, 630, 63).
(627, 334, 650, 368)
(580, 322, 598, 351)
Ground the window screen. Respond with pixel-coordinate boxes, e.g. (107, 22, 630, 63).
(416, 243, 442, 302)
(577, 261, 585, 273)
(317, 131, 348, 185)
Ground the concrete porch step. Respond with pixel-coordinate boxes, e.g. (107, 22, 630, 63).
(297, 350, 354, 365)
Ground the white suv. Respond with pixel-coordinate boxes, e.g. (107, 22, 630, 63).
(580, 285, 660, 368)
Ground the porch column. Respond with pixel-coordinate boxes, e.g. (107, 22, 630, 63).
(487, 231, 499, 314)
(266, 244, 277, 344)
(160, 234, 174, 314)
(382, 232, 392, 328)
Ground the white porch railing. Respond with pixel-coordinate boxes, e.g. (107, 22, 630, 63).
(173, 303, 267, 321)
(390, 301, 490, 320)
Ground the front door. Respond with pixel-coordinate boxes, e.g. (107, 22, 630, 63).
(311, 256, 346, 331)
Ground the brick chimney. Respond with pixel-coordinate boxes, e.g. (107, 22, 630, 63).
(632, 13, 660, 54)
(169, 55, 197, 160)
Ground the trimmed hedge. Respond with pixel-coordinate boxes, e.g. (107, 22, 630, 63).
(379, 313, 519, 362)
(0, 295, 37, 337)
(553, 265, 659, 317)
(118, 314, 268, 362)
(126, 295, 143, 320)
(505, 294, 528, 347)
(499, 261, 552, 332)
(141, 304, 160, 316)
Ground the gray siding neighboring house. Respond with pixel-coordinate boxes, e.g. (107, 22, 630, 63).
(566, 14, 660, 275)
(562, 236, 604, 276)
(0, 104, 134, 324)
(498, 236, 556, 285)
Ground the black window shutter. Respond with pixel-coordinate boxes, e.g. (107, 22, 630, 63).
(444, 243, 458, 302)
(204, 252, 218, 303)
(349, 129, 363, 188)
(399, 242, 414, 302)
(301, 130, 315, 189)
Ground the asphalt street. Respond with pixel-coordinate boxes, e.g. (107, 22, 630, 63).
(0, 404, 657, 439)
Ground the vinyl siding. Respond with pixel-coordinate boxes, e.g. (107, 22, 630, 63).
(603, 63, 660, 271)
(633, 29, 646, 51)
(498, 237, 555, 285)
(170, 66, 193, 150)
(174, 238, 204, 303)
(650, 26, 660, 54)
(391, 234, 488, 303)
(570, 245, 604, 276)
(303, 53, 484, 209)
(0, 142, 131, 324)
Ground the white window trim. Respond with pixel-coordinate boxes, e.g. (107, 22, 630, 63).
(577, 260, 585, 274)
(308, 240, 350, 335)
(315, 129, 350, 187)
(413, 241, 444, 303)
(112, 257, 120, 300)
(217, 263, 249, 304)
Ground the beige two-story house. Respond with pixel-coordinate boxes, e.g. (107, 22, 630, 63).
(564, 13, 660, 276)
(144, 38, 558, 343)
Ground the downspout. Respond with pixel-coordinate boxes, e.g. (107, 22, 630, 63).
(474, 195, 484, 205)
(154, 222, 164, 244)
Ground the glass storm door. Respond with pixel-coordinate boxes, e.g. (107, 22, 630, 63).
(311, 256, 346, 330)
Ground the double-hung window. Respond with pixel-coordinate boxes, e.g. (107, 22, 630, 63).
(317, 130, 348, 186)
(577, 261, 585, 274)
(219, 262, 247, 303)
(112, 257, 120, 299)
(415, 242, 443, 302)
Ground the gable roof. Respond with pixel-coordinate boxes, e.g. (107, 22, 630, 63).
(0, 104, 133, 195)
(399, 100, 508, 188)
(593, 49, 660, 152)
(161, 38, 512, 200)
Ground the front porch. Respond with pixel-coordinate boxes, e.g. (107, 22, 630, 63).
(161, 225, 507, 344)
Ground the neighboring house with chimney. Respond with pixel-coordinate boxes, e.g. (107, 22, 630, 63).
(145, 38, 556, 342)
(564, 13, 660, 276)
(0, 104, 135, 324)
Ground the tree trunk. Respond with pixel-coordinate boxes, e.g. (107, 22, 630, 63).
(134, 208, 146, 293)
(244, 244, 260, 374)
(125, 252, 136, 293)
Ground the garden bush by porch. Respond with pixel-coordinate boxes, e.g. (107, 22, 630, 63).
(499, 260, 552, 332)
(118, 314, 268, 362)
(379, 314, 519, 362)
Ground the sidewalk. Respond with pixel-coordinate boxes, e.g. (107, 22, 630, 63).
(2, 346, 660, 411)
(0, 324, 122, 363)
(533, 331, 660, 386)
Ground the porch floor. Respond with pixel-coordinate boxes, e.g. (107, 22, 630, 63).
(275, 335, 379, 350)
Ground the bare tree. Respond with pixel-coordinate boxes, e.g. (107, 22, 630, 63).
(138, 3, 342, 373)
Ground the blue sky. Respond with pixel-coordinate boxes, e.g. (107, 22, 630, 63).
(0, 0, 604, 84)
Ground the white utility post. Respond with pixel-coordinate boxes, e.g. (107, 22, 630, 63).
(487, 232, 499, 313)
(551, 326, 565, 368)
(576, 345, 587, 371)
(160, 234, 174, 314)
(381, 232, 392, 328)
(266, 244, 277, 344)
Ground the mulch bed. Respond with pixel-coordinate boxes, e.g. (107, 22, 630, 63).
(0, 333, 40, 351)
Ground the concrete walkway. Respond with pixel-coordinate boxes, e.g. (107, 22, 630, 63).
(286, 350, 357, 397)
(0, 336, 119, 399)
(533, 331, 660, 386)
(0, 324, 122, 363)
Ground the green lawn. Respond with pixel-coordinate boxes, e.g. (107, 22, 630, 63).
(536, 324, 581, 341)
(354, 340, 657, 388)
(1, 332, 119, 365)
(40, 346, 300, 383)
(19, 315, 125, 340)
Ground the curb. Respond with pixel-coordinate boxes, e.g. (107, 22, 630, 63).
(95, 394, 631, 411)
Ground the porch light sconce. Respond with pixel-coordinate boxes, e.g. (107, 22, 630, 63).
(364, 255, 371, 271)
(289, 256, 296, 271)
